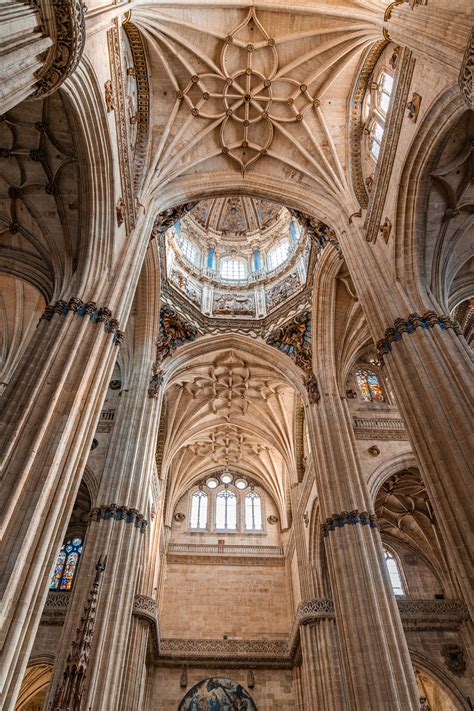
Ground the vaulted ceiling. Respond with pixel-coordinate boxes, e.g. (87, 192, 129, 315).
(161, 348, 301, 524)
(134, 2, 384, 215)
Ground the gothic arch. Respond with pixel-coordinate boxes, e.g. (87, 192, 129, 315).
(394, 84, 470, 308)
(409, 650, 470, 711)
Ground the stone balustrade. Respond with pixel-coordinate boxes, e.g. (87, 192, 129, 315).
(167, 543, 284, 556)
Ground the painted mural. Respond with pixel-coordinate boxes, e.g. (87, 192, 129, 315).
(178, 678, 257, 711)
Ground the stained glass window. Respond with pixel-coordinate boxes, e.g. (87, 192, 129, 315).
(384, 547, 405, 596)
(355, 368, 385, 402)
(245, 492, 262, 530)
(50, 537, 83, 591)
(215, 489, 237, 530)
(190, 490, 208, 529)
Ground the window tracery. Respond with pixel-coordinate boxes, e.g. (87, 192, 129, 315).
(245, 492, 262, 531)
(190, 490, 208, 529)
(355, 367, 385, 402)
(50, 537, 83, 591)
(383, 546, 405, 596)
(185, 474, 268, 533)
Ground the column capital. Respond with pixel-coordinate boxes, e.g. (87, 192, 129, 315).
(88, 503, 148, 531)
(40, 297, 125, 345)
(376, 310, 462, 358)
(321, 510, 379, 537)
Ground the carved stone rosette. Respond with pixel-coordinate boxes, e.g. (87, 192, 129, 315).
(32, 0, 86, 98)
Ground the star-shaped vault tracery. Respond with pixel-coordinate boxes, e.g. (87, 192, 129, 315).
(177, 9, 320, 172)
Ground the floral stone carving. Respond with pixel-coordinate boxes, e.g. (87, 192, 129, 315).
(441, 644, 467, 676)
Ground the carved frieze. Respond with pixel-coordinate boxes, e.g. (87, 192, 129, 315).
(459, 29, 473, 109)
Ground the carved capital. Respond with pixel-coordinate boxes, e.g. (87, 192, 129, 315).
(321, 509, 378, 537)
(32, 0, 86, 98)
(376, 310, 463, 358)
(88, 504, 148, 531)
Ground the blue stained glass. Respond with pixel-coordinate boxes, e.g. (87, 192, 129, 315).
(50, 537, 83, 591)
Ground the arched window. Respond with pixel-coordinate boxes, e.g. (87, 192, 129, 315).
(267, 241, 290, 271)
(181, 237, 198, 265)
(190, 490, 208, 529)
(220, 258, 246, 281)
(355, 368, 385, 402)
(384, 547, 405, 596)
(215, 489, 237, 530)
(366, 69, 395, 163)
(50, 537, 83, 591)
(245, 492, 262, 530)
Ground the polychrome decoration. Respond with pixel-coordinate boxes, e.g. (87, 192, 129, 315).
(50, 537, 83, 591)
(266, 311, 312, 372)
(179, 678, 257, 710)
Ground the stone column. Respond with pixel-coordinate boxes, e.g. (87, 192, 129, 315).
(336, 219, 473, 616)
(289, 480, 348, 709)
(0, 0, 85, 112)
(305, 396, 420, 710)
(44, 261, 162, 710)
(0, 299, 122, 709)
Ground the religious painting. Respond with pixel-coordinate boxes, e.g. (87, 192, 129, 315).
(178, 677, 257, 711)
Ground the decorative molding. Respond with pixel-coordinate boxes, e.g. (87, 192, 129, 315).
(122, 22, 150, 191)
(133, 592, 160, 657)
(459, 29, 473, 109)
(40, 591, 71, 626)
(266, 310, 312, 372)
(156, 597, 468, 668)
(168, 543, 284, 556)
(88, 504, 148, 531)
(40, 297, 124, 345)
(353, 416, 408, 440)
(107, 23, 135, 234)
(365, 48, 415, 242)
(349, 39, 388, 209)
(32, 0, 86, 98)
(376, 311, 462, 358)
(321, 509, 378, 537)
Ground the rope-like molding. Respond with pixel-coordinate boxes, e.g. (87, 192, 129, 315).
(88, 503, 148, 531)
(321, 510, 378, 537)
(40, 297, 124, 345)
(376, 311, 462, 357)
(32, 0, 86, 98)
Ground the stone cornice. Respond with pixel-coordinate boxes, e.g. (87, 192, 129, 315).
(353, 416, 408, 440)
(365, 48, 415, 243)
(32, 0, 86, 98)
(40, 297, 124, 345)
(376, 311, 463, 358)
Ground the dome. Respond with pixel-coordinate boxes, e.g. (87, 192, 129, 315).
(190, 197, 282, 235)
(165, 196, 309, 320)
